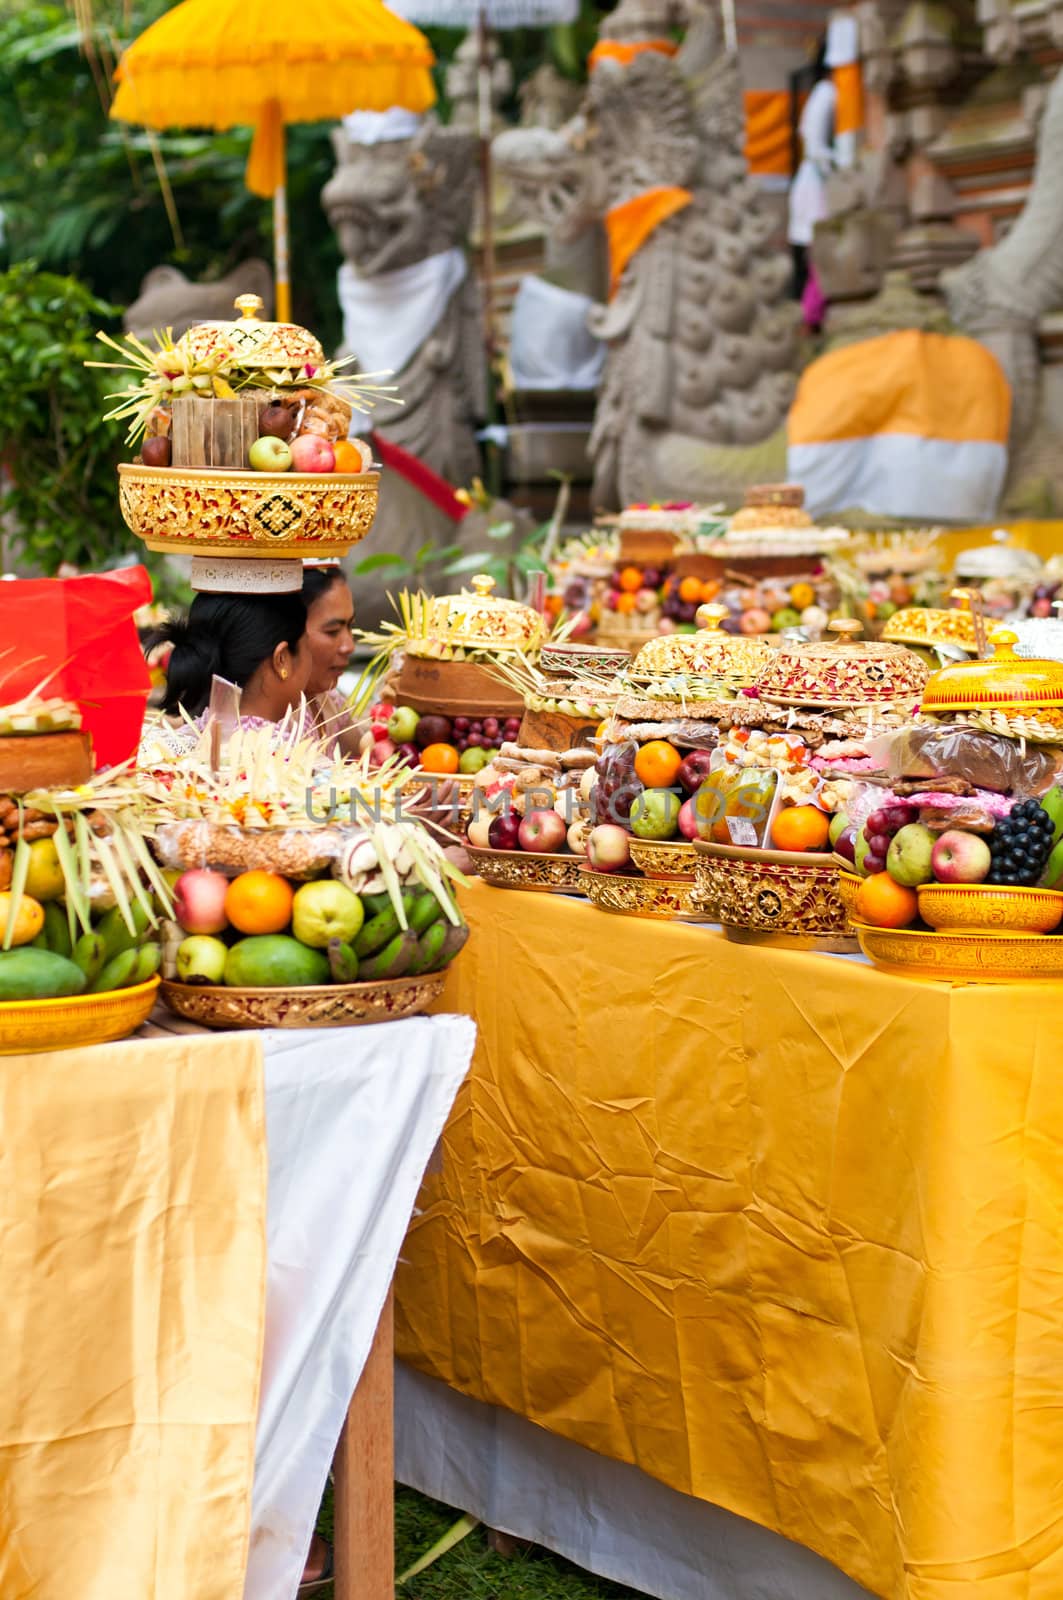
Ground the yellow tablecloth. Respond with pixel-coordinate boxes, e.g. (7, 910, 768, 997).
(400, 881, 1063, 1600)
(0, 1032, 266, 1600)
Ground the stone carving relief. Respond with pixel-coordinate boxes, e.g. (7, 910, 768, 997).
(124, 260, 273, 343)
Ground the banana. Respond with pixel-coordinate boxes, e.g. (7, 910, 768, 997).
(133, 943, 162, 985)
(360, 891, 393, 920)
(431, 923, 470, 971)
(407, 920, 447, 975)
(32, 903, 73, 959)
(97, 902, 152, 964)
(1040, 785, 1063, 844)
(73, 930, 107, 983)
(90, 948, 140, 993)
(408, 892, 445, 936)
(327, 938, 359, 984)
(358, 930, 417, 981)
(355, 905, 401, 958)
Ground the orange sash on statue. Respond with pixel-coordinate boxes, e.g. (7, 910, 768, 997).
(605, 186, 692, 298)
(588, 37, 678, 70)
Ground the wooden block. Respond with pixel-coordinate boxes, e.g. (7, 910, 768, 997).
(171, 394, 264, 469)
(334, 1288, 394, 1600)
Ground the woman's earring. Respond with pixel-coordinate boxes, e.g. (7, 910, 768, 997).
(280, 668, 289, 680)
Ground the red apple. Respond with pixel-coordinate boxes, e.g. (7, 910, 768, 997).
(173, 868, 230, 935)
(519, 809, 567, 853)
(370, 737, 397, 767)
(141, 435, 172, 468)
(587, 823, 630, 872)
(833, 825, 857, 865)
(677, 750, 715, 794)
(290, 433, 335, 473)
(488, 813, 522, 851)
(677, 797, 700, 841)
(931, 829, 992, 884)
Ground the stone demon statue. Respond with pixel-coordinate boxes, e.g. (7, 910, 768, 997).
(494, 0, 799, 508)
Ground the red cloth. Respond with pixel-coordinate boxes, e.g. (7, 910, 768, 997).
(369, 432, 469, 522)
(0, 567, 153, 769)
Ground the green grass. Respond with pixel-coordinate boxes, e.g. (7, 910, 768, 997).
(313, 1484, 646, 1598)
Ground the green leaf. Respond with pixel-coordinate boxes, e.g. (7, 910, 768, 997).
(397, 1514, 480, 1583)
(487, 521, 515, 540)
(442, 552, 490, 576)
(351, 552, 410, 575)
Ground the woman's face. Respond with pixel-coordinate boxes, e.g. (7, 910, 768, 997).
(305, 577, 356, 695)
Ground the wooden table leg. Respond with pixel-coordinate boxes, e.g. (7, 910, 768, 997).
(334, 1287, 394, 1600)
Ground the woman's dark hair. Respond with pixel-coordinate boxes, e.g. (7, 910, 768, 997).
(302, 564, 347, 609)
(151, 592, 308, 717)
(789, 34, 830, 177)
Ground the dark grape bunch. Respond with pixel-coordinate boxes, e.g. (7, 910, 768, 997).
(862, 803, 918, 875)
(452, 715, 521, 755)
(987, 800, 1054, 885)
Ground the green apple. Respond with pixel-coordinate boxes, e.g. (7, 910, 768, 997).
(176, 935, 229, 985)
(24, 837, 65, 902)
(854, 828, 872, 877)
(291, 880, 365, 949)
(828, 810, 851, 849)
(458, 747, 490, 775)
(630, 787, 681, 841)
(886, 823, 936, 887)
(387, 706, 420, 744)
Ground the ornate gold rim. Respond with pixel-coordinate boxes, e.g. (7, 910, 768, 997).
(916, 882, 1063, 934)
(852, 920, 1063, 982)
(627, 837, 698, 879)
(694, 840, 837, 869)
(160, 970, 446, 1029)
(118, 462, 380, 557)
(579, 866, 706, 920)
(465, 843, 585, 893)
(694, 843, 850, 940)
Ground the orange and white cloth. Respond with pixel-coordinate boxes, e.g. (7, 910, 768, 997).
(788, 330, 1012, 521)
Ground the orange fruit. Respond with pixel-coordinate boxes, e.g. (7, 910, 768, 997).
(678, 575, 703, 604)
(699, 579, 721, 603)
(855, 872, 918, 930)
(634, 739, 683, 789)
(616, 592, 638, 615)
(419, 742, 460, 774)
(332, 439, 366, 473)
(618, 566, 643, 593)
(789, 581, 815, 611)
(771, 804, 830, 853)
(225, 871, 294, 935)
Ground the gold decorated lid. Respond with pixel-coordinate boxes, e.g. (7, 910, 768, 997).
(882, 593, 979, 655)
(921, 628, 1063, 712)
(754, 618, 931, 708)
(632, 604, 776, 684)
(173, 294, 326, 375)
(406, 574, 546, 658)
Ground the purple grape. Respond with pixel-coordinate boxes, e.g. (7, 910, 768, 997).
(642, 568, 661, 589)
(467, 732, 483, 747)
(456, 737, 468, 752)
(864, 852, 886, 874)
(453, 716, 470, 734)
(868, 832, 891, 858)
(866, 809, 891, 836)
(483, 717, 500, 738)
(885, 805, 918, 830)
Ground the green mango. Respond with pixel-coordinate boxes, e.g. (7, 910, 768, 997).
(0, 948, 86, 1001)
(223, 935, 330, 989)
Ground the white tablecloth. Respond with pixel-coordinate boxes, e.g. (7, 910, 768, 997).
(147, 1012, 475, 1600)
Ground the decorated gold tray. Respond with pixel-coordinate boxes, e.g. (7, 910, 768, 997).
(754, 619, 929, 710)
(916, 882, 1063, 935)
(160, 971, 445, 1029)
(118, 463, 380, 559)
(852, 922, 1063, 983)
(920, 629, 1063, 740)
(465, 843, 585, 893)
(0, 976, 160, 1057)
(693, 839, 855, 951)
(580, 866, 705, 921)
(627, 837, 698, 879)
(836, 868, 862, 921)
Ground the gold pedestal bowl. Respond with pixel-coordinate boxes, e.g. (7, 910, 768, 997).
(0, 976, 160, 1056)
(694, 840, 856, 951)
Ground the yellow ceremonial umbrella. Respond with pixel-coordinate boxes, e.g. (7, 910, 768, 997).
(110, 0, 437, 321)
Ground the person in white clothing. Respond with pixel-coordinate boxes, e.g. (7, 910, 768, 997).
(787, 39, 836, 302)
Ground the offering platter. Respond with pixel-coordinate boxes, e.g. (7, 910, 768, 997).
(464, 843, 586, 894)
(0, 976, 161, 1056)
(159, 970, 446, 1029)
(579, 865, 703, 921)
(692, 840, 857, 951)
(851, 922, 1063, 982)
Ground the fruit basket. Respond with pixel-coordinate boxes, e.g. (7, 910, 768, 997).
(754, 619, 930, 710)
(160, 970, 445, 1029)
(465, 843, 585, 893)
(916, 882, 1063, 934)
(693, 839, 855, 950)
(851, 922, 1063, 982)
(579, 865, 704, 921)
(0, 976, 160, 1056)
(118, 463, 380, 560)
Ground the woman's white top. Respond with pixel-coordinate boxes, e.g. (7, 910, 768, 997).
(787, 78, 837, 247)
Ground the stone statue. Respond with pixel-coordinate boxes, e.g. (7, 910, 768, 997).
(123, 261, 273, 342)
(322, 118, 487, 623)
(518, 64, 582, 130)
(446, 33, 513, 133)
(495, 0, 800, 508)
(943, 68, 1063, 447)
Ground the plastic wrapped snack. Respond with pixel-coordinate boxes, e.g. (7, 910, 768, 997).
(866, 726, 1063, 796)
(155, 821, 347, 879)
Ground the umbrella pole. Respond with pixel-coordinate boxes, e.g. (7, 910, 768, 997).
(274, 125, 292, 323)
(477, 7, 501, 494)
